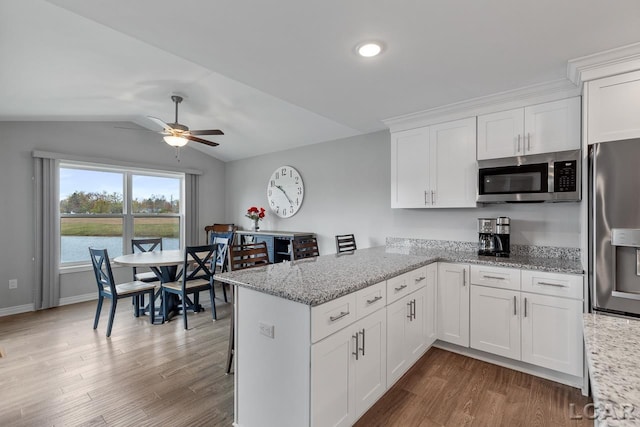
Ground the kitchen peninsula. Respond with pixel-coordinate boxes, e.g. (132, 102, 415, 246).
(216, 243, 584, 427)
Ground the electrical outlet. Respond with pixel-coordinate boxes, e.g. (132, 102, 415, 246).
(9, 279, 17, 289)
(259, 321, 275, 339)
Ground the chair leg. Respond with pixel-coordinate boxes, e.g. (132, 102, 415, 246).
(182, 292, 189, 330)
(221, 282, 228, 303)
(209, 286, 217, 321)
(162, 289, 168, 321)
(226, 310, 234, 374)
(134, 295, 140, 317)
(148, 290, 155, 324)
(106, 299, 117, 337)
(94, 296, 104, 329)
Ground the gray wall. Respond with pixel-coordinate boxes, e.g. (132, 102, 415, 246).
(225, 130, 581, 257)
(0, 121, 225, 310)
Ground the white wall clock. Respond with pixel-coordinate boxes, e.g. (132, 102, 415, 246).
(267, 165, 304, 218)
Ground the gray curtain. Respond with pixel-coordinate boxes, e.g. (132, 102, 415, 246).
(33, 156, 60, 309)
(185, 173, 200, 246)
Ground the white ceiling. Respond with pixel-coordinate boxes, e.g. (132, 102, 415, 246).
(2, 0, 640, 161)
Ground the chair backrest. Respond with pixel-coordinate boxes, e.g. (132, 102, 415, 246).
(228, 242, 270, 271)
(213, 237, 230, 272)
(89, 247, 119, 297)
(132, 237, 163, 254)
(335, 234, 357, 253)
(181, 244, 217, 286)
(205, 224, 236, 245)
(292, 237, 320, 260)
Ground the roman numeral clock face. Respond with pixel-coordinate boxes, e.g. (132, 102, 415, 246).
(267, 166, 304, 218)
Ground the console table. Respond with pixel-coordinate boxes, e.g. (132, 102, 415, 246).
(234, 230, 316, 263)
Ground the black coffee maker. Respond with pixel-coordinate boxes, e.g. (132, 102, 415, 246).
(477, 218, 496, 256)
(494, 217, 511, 257)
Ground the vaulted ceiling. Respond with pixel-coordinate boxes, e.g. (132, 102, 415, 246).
(2, 0, 640, 161)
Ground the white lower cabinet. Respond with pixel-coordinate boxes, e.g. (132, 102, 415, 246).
(311, 308, 386, 427)
(470, 285, 521, 360)
(437, 263, 470, 347)
(469, 266, 584, 378)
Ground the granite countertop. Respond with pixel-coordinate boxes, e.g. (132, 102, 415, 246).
(216, 245, 583, 306)
(583, 312, 640, 426)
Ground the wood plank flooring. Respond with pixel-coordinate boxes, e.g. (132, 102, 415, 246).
(355, 347, 593, 427)
(0, 289, 234, 427)
(1, 294, 592, 427)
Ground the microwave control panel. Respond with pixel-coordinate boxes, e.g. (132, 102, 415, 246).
(554, 160, 577, 192)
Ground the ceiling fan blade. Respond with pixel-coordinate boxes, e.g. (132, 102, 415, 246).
(188, 129, 224, 136)
(185, 135, 219, 147)
(147, 116, 173, 131)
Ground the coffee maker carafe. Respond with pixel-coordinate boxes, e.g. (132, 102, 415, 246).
(477, 218, 496, 256)
(495, 216, 511, 257)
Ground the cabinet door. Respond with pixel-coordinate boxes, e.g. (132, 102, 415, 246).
(353, 309, 387, 418)
(477, 108, 525, 160)
(429, 117, 477, 207)
(390, 128, 430, 208)
(524, 97, 581, 155)
(470, 286, 521, 360)
(521, 293, 583, 377)
(406, 290, 427, 365)
(424, 263, 437, 347)
(587, 70, 640, 144)
(311, 326, 355, 427)
(437, 263, 470, 347)
(386, 294, 410, 386)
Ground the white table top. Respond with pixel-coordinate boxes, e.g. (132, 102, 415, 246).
(113, 250, 184, 267)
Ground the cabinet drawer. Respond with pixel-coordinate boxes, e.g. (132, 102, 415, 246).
(311, 293, 357, 343)
(470, 265, 520, 291)
(387, 268, 425, 304)
(521, 270, 583, 299)
(356, 281, 386, 320)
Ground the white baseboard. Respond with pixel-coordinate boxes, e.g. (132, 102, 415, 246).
(0, 303, 34, 317)
(59, 293, 97, 306)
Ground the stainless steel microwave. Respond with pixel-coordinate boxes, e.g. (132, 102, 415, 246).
(477, 150, 581, 203)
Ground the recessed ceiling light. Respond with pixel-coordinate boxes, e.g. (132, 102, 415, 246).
(356, 42, 383, 58)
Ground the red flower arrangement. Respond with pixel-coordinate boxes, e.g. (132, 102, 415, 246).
(245, 206, 266, 221)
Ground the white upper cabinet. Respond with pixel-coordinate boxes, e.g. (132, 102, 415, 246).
(391, 117, 477, 208)
(586, 70, 640, 144)
(477, 97, 581, 160)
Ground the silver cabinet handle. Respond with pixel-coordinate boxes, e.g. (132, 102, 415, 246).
(527, 133, 531, 151)
(352, 333, 359, 360)
(483, 275, 505, 280)
(513, 295, 517, 315)
(415, 276, 426, 283)
(412, 299, 416, 320)
(537, 281, 567, 288)
(431, 190, 435, 204)
(424, 190, 427, 205)
(360, 328, 365, 357)
(395, 284, 408, 292)
(406, 301, 413, 320)
(330, 311, 349, 322)
(366, 295, 383, 305)
(517, 134, 521, 153)
(462, 268, 466, 287)
(524, 297, 528, 317)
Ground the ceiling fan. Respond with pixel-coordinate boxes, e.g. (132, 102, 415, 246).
(148, 95, 224, 148)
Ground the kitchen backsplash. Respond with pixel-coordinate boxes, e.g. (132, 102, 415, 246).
(385, 237, 580, 261)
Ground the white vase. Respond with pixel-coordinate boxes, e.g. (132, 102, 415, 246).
(252, 218, 260, 231)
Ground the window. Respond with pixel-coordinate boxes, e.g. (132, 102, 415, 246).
(59, 162, 184, 265)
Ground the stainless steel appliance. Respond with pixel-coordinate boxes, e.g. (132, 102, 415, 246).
(477, 149, 581, 203)
(478, 218, 496, 256)
(494, 216, 510, 258)
(590, 139, 640, 317)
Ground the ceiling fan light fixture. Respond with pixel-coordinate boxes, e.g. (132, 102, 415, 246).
(356, 42, 383, 58)
(164, 135, 188, 147)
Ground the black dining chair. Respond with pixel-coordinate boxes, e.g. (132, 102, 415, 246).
(335, 234, 357, 253)
(292, 236, 320, 260)
(131, 238, 163, 282)
(161, 244, 217, 330)
(89, 248, 156, 337)
(212, 236, 231, 302)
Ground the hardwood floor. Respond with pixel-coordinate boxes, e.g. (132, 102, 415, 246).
(1, 295, 592, 427)
(0, 289, 234, 427)
(355, 347, 592, 427)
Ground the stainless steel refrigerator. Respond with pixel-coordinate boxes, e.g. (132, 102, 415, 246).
(590, 138, 640, 316)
